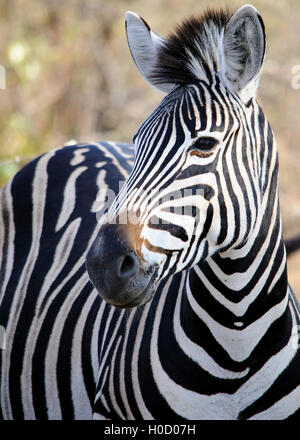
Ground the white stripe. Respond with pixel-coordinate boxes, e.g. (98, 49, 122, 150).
(0, 179, 15, 305)
(55, 166, 87, 231)
(150, 282, 298, 419)
(131, 301, 154, 420)
(150, 277, 239, 419)
(21, 217, 82, 418)
(91, 169, 108, 213)
(92, 142, 130, 178)
(249, 386, 300, 420)
(91, 298, 106, 384)
(95, 309, 125, 399)
(186, 278, 289, 362)
(173, 272, 250, 379)
(108, 336, 126, 419)
(1, 151, 55, 419)
(70, 148, 90, 166)
(44, 272, 89, 419)
(238, 304, 299, 416)
(118, 310, 136, 419)
(71, 288, 99, 419)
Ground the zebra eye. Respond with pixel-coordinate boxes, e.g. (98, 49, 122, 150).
(191, 137, 218, 152)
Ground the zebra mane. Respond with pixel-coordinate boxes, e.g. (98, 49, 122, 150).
(149, 8, 232, 86)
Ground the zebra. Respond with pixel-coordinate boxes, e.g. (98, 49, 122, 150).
(285, 234, 300, 257)
(0, 4, 300, 420)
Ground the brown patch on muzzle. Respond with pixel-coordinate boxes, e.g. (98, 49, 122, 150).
(85, 215, 156, 308)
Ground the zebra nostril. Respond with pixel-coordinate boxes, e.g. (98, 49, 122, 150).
(117, 254, 139, 279)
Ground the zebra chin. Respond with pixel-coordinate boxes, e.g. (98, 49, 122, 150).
(85, 223, 159, 308)
(87, 264, 158, 309)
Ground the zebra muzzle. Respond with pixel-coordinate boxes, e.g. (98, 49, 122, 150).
(85, 223, 157, 308)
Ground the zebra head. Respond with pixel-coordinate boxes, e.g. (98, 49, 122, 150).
(86, 5, 269, 308)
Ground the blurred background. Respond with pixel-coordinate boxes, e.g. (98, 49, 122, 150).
(0, 0, 299, 298)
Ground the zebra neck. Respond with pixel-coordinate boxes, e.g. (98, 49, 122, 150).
(183, 210, 289, 363)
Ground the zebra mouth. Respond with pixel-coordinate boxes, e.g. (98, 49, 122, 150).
(117, 269, 158, 309)
(119, 286, 155, 309)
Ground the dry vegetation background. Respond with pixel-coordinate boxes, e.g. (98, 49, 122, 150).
(0, 0, 299, 298)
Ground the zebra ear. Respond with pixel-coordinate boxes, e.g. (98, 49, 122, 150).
(125, 11, 174, 94)
(222, 5, 266, 102)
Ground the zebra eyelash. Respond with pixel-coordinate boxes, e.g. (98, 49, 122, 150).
(189, 136, 219, 156)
